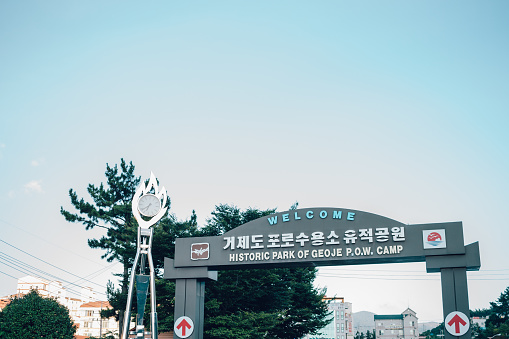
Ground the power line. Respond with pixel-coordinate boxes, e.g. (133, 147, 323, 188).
(0, 237, 105, 289)
(0, 218, 107, 267)
(317, 272, 509, 281)
(62, 262, 119, 290)
(319, 267, 509, 273)
(317, 273, 440, 281)
(0, 252, 107, 298)
(318, 270, 509, 278)
(0, 269, 18, 280)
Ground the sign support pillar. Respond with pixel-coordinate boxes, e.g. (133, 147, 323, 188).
(440, 267, 471, 339)
(164, 258, 217, 339)
(426, 242, 480, 339)
(174, 279, 205, 339)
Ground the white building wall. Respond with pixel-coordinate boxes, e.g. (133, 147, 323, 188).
(77, 303, 118, 338)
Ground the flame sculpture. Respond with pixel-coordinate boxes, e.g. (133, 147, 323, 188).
(122, 172, 166, 339)
(131, 172, 168, 228)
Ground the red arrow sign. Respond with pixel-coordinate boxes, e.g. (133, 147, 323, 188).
(177, 318, 192, 336)
(448, 314, 467, 333)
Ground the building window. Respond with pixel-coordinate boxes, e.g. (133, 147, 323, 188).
(341, 310, 344, 320)
(341, 323, 345, 333)
(102, 319, 109, 328)
(379, 330, 384, 335)
(86, 310, 93, 317)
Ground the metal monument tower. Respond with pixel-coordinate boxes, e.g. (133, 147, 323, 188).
(121, 172, 167, 339)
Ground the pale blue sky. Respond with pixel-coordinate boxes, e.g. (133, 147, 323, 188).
(1, 1, 508, 322)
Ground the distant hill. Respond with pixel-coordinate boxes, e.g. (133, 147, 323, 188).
(418, 322, 441, 334)
(353, 311, 375, 334)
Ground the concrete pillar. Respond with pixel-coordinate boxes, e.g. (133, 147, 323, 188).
(440, 267, 471, 339)
(174, 279, 206, 339)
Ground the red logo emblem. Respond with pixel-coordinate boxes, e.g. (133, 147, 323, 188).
(191, 243, 209, 260)
(427, 232, 442, 242)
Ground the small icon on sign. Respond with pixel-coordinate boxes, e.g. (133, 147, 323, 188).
(191, 243, 209, 260)
(427, 232, 443, 245)
(174, 316, 194, 338)
(423, 229, 447, 249)
(445, 311, 469, 336)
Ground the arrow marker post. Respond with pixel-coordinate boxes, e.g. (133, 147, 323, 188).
(445, 311, 469, 336)
(174, 316, 194, 338)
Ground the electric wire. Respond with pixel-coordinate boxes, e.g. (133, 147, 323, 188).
(317, 272, 509, 281)
(0, 252, 107, 298)
(319, 267, 509, 273)
(62, 262, 119, 290)
(0, 269, 18, 280)
(0, 218, 107, 267)
(317, 270, 509, 278)
(0, 237, 106, 289)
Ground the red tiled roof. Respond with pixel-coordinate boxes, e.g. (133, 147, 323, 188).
(0, 299, 11, 310)
(80, 301, 112, 308)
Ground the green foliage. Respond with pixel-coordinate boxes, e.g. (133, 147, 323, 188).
(61, 159, 142, 325)
(471, 308, 492, 317)
(354, 330, 375, 339)
(60, 159, 140, 265)
(0, 290, 76, 339)
(488, 287, 509, 329)
(200, 204, 276, 236)
(468, 286, 509, 339)
(205, 311, 279, 339)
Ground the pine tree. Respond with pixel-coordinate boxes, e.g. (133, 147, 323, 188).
(60, 159, 142, 337)
(486, 286, 509, 336)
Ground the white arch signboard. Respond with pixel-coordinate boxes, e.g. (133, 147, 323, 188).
(164, 208, 481, 339)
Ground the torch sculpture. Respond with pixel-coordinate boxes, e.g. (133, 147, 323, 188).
(121, 172, 167, 339)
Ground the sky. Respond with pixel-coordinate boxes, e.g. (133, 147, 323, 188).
(1, 0, 508, 324)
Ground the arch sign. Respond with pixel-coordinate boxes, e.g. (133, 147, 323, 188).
(164, 208, 480, 339)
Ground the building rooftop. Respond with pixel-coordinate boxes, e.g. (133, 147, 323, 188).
(80, 301, 112, 309)
(374, 314, 404, 320)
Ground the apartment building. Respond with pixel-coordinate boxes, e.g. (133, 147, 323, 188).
(78, 301, 119, 338)
(303, 297, 354, 339)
